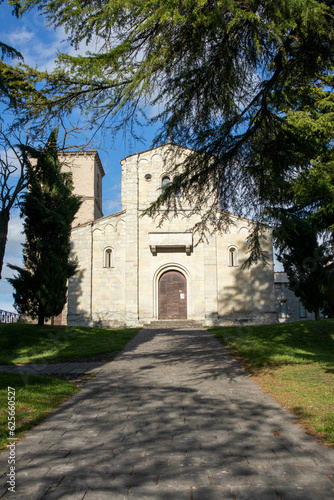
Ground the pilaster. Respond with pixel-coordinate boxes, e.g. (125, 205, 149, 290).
(124, 155, 139, 325)
(204, 234, 219, 323)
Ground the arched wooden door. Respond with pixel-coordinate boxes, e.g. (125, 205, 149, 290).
(158, 270, 187, 320)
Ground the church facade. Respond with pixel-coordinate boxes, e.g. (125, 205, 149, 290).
(61, 144, 277, 327)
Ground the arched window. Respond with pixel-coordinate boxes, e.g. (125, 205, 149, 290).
(104, 247, 114, 268)
(161, 175, 171, 193)
(299, 302, 306, 318)
(228, 246, 238, 267)
(280, 300, 287, 319)
(173, 184, 182, 197)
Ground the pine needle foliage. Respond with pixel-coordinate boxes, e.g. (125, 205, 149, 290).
(16, 0, 334, 261)
(0, 0, 37, 110)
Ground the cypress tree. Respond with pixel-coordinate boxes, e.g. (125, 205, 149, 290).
(8, 129, 81, 326)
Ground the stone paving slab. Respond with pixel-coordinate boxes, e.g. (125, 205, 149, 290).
(1, 328, 334, 499)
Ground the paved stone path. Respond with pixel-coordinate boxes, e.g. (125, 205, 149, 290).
(1, 328, 334, 499)
(0, 360, 108, 380)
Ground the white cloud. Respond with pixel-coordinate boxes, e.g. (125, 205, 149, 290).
(7, 214, 24, 244)
(20, 28, 69, 72)
(1, 2, 109, 78)
(2, 19, 102, 73)
(0, 292, 17, 313)
(103, 200, 122, 214)
(6, 27, 35, 46)
(1, 23, 65, 71)
(0, 148, 25, 180)
(0, 214, 24, 312)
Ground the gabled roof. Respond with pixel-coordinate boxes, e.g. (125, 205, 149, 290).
(123, 142, 194, 161)
(274, 272, 289, 283)
(71, 210, 126, 231)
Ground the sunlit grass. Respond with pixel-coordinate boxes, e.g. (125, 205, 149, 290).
(0, 323, 139, 364)
(210, 320, 334, 446)
(211, 320, 334, 369)
(0, 372, 79, 450)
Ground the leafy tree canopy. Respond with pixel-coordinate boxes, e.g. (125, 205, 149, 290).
(16, 0, 334, 260)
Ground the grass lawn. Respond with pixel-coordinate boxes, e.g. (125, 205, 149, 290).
(210, 319, 334, 446)
(0, 323, 139, 364)
(0, 372, 79, 450)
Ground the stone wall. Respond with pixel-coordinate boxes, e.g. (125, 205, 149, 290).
(59, 151, 104, 226)
(68, 212, 127, 327)
(66, 143, 277, 327)
(126, 144, 275, 326)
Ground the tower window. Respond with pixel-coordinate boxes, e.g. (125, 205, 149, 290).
(161, 175, 171, 193)
(104, 248, 114, 268)
(228, 247, 238, 267)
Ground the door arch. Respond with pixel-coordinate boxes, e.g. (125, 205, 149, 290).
(158, 270, 187, 320)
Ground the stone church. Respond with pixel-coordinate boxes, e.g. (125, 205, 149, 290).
(59, 143, 277, 327)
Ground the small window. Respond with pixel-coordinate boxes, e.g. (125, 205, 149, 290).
(104, 248, 113, 268)
(280, 300, 287, 319)
(145, 173, 152, 182)
(299, 302, 306, 318)
(161, 175, 171, 193)
(228, 247, 238, 267)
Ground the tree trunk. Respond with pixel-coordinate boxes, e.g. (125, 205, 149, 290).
(0, 209, 10, 280)
(38, 312, 45, 327)
(315, 309, 320, 321)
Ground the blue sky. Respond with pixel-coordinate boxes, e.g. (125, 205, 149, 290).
(0, 3, 160, 311)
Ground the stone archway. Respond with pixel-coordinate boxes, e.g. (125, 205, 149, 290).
(158, 270, 187, 320)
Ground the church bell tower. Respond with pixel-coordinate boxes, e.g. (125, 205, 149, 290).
(59, 151, 105, 226)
